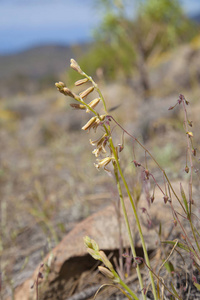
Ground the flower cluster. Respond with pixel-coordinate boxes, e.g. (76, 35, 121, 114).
(55, 59, 114, 171)
(84, 236, 119, 282)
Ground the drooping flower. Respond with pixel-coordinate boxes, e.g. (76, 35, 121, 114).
(90, 133, 108, 157)
(82, 115, 106, 132)
(94, 157, 113, 170)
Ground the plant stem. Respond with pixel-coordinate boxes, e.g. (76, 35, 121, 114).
(109, 137, 158, 300)
(118, 277, 140, 300)
(113, 163, 146, 300)
(83, 73, 108, 113)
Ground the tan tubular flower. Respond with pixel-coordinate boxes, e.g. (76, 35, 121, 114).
(82, 116, 97, 131)
(92, 146, 106, 157)
(75, 78, 89, 86)
(70, 59, 84, 75)
(55, 82, 76, 98)
(92, 115, 106, 132)
(82, 115, 106, 132)
(87, 248, 101, 260)
(90, 133, 108, 157)
(70, 103, 86, 110)
(80, 87, 94, 99)
(99, 251, 114, 271)
(98, 266, 115, 280)
(94, 157, 113, 169)
(90, 133, 107, 146)
(86, 98, 101, 113)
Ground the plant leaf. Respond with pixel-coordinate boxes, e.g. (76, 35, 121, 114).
(164, 261, 174, 274)
(194, 282, 200, 291)
(180, 183, 189, 215)
(170, 282, 180, 298)
(161, 240, 192, 253)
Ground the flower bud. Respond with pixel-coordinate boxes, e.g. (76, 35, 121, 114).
(99, 251, 114, 271)
(62, 87, 76, 98)
(98, 266, 115, 279)
(70, 59, 84, 74)
(186, 131, 193, 137)
(150, 195, 155, 203)
(192, 148, 197, 156)
(87, 248, 101, 260)
(82, 116, 97, 131)
(55, 81, 65, 89)
(91, 239, 99, 251)
(86, 98, 100, 113)
(134, 257, 143, 264)
(145, 169, 149, 180)
(80, 87, 94, 99)
(70, 103, 86, 110)
(163, 195, 169, 204)
(75, 78, 89, 86)
(185, 166, 189, 173)
(84, 236, 93, 248)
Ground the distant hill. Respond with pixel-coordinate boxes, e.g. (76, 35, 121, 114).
(191, 13, 200, 23)
(0, 44, 89, 79)
(0, 44, 90, 97)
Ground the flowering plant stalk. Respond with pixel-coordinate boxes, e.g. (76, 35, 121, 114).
(55, 60, 200, 299)
(56, 59, 157, 300)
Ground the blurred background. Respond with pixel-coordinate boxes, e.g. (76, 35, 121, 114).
(1, 0, 200, 298)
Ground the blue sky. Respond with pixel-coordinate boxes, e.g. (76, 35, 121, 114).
(0, 0, 200, 55)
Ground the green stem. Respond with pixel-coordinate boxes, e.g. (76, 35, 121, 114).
(111, 269, 140, 300)
(113, 163, 146, 300)
(109, 137, 158, 300)
(188, 216, 200, 256)
(74, 95, 98, 116)
(118, 278, 140, 300)
(83, 73, 108, 113)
